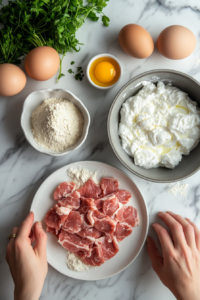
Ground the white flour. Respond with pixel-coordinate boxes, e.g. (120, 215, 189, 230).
(67, 167, 99, 188)
(66, 251, 93, 272)
(167, 182, 188, 198)
(31, 98, 84, 152)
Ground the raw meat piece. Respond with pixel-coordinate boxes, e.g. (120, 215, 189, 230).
(78, 178, 102, 199)
(78, 227, 101, 241)
(62, 211, 82, 233)
(87, 209, 116, 234)
(113, 190, 132, 205)
(55, 205, 71, 224)
(59, 230, 92, 254)
(75, 251, 89, 259)
(87, 209, 97, 226)
(78, 197, 96, 214)
(115, 206, 139, 227)
(102, 231, 114, 240)
(81, 214, 92, 229)
(94, 194, 117, 210)
(100, 236, 119, 260)
(45, 207, 61, 233)
(46, 226, 59, 238)
(102, 195, 119, 217)
(96, 189, 131, 208)
(58, 191, 80, 210)
(54, 182, 75, 200)
(92, 210, 116, 234)
(100, 177, 119, 196)
(93, 210, 107, 219)
(94, 216, 115, 233)
(79, 243, 105, 266)
(94, 199, 103, 210)
(87, 209, 106, 226)
(114, 223, 132, 241)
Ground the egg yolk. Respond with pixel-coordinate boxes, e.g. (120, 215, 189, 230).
(94, 61, 116, 83)
(89, 56, 120, 87)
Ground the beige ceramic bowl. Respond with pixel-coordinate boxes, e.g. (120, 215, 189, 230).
(108, 69, 200, 183)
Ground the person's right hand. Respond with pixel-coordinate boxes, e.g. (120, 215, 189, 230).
(147, 211, 200, 300)
(6, 211, 48, 300)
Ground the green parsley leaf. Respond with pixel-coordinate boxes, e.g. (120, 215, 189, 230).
(68, 69, 74, 73)
(102, 15, 110, 27)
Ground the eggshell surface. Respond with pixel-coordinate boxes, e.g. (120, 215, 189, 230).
(0, 64, 26, 97)
(157, 25, 196, 60)
(118, 24, 154, 59)
(25, 46, 60, 81)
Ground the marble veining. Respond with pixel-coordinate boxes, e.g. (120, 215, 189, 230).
(1, 0, 200, 299)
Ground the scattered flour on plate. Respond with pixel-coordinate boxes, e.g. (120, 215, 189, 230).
(167, 182, 188, 198)
(67, 166, 106, 188)
(65, 166, 105, 272)
(66, 251, 93, 272)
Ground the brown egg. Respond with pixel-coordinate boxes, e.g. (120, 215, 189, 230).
(0, 64, 26, 97)
(118, 24, 154, 59)
(25, 46, 60, 81)
(157, 25, 196, 60)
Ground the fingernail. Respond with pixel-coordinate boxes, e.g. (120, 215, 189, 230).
(166, 211, 173, 214)
(158, 211, 164, 216)
(152, 223, 156, 227)
(29, 211, 34, 217)
(37, 221, 42, 228)
(146, 236, 150, 243)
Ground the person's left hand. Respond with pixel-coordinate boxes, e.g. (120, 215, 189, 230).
(6, 212, 48, 300)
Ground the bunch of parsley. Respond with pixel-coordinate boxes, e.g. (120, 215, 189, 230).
(0, 0, 110, 81)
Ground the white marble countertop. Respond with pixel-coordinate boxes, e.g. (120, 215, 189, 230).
(1, 0, 200, 299)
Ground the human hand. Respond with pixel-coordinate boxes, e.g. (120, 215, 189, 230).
(6, 212, 48, 300)
(147, 211, 200, 300)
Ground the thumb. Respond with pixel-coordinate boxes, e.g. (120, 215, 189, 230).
(147, 236, 163, 274)
(34, 222, 47, 257)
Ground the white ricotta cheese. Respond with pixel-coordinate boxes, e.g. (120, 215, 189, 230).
(119, 81, 200, 169)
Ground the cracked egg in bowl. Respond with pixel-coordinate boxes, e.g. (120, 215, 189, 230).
(86, 53, 122, 90)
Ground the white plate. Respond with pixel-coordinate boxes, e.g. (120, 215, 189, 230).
(31, 161, 148, 280)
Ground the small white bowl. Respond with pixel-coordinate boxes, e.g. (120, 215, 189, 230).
(86, 53, 122, 90)
(21, 89, 90, 156)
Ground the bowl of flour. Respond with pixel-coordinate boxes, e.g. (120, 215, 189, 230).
(21, 89, 90, 156)
(108, 69, 200, 182)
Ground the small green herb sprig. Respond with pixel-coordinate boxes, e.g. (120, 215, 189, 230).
(75, 67, 84, 81)
(0, 0, 110, 81)
(68, 68, 74, 74)
(68, 62, 84, 81)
